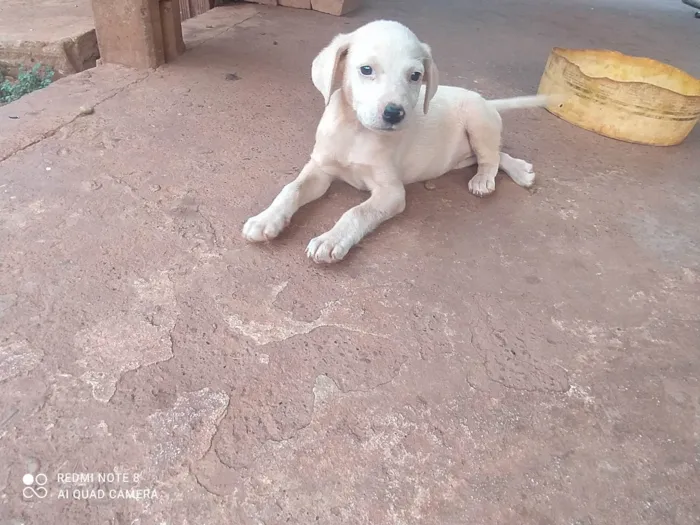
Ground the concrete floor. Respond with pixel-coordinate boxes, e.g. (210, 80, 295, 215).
(1, 1, 699, 524)
(0, 0, 97, 76)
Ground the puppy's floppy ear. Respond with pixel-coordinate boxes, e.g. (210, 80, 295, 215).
(311, 33, 352, 106)
(421, 43, 439, 114)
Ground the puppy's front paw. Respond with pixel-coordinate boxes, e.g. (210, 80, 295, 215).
(306, 231, 354, 264)
(242, 210, 289, 242)
(468, 174, 496, 197)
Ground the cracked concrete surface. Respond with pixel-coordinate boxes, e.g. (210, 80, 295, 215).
(75, 271, 179, 402)
(1, 1, 699, 524)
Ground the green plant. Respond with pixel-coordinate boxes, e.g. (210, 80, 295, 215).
(0, 63, 55, 104)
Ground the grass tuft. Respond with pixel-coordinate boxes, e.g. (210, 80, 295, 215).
(1, 63, 55, 104)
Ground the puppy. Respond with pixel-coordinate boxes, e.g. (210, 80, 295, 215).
(243, 20, 552, 264)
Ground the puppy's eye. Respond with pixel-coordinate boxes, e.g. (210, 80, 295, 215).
(360, 66, 373, 76)
(410, 72, 422, 82)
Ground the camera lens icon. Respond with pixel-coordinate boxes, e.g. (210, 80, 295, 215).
(22, 473, 48, 500)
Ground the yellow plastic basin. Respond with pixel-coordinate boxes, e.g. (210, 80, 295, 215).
(537, 48, 700, 146)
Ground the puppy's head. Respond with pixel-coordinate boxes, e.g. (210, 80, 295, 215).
(311, 20, 439, 132)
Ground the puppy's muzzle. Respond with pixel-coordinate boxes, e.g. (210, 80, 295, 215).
(382, 103, 406, 125)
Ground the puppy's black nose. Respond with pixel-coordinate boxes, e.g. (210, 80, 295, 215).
(382, 103, 405, 125)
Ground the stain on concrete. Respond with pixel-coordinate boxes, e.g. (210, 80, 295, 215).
(75, 317, 174, 402)
(74, 271, 178, 402)
(0, 293, 17, 318)
(480, 328, 570, 392)
(140, 388, 230, 476)
(627, 211, 700, 265)
(224, 281, 389, 345)
(0, 340, 43, 383)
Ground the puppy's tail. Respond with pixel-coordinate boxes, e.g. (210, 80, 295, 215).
(487, 94, 561, 112)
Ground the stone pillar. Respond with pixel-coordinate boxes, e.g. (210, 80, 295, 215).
(311, 0, 361, 15)
(160, 0, 187, 62)
(91, 0, 185, 69)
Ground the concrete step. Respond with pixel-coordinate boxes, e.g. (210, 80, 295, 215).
(0, 0, 98, 79)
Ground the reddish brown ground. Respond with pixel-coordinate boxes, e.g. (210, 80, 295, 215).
(1, 1, 699, 524)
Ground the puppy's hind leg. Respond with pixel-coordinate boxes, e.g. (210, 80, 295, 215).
(464, 105, 503, 197)
(499, 152, 536, 189)
(457, 152, 536, 191)
(243, 159, 332, 242)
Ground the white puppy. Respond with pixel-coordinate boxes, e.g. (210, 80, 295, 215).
(243, 20, 551, 264)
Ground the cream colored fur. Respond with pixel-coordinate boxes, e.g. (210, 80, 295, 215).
(242, 20, 552, 264)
